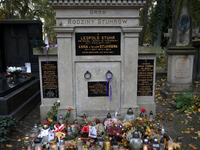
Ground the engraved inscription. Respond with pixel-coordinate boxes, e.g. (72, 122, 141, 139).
(67, 19, 127, 25)
(90, 10, 106, 14)
(41, 61, 59, 98)
(137, 59, 154, 96)
(174, 57, 191, 78)
(88, 82, 108, 97)
(76, 33, 120, 55)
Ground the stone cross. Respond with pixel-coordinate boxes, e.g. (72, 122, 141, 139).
(12, 30, 22, 55)
(192, 28, 200, 40)
(164, 28, 173, 46)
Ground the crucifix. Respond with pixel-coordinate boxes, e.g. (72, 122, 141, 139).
(12, 30, 22, 55)
(164, 28, 173, 47)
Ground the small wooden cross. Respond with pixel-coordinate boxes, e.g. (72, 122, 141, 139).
(192, 28, 200, 40)
(164, 28, 173, 45)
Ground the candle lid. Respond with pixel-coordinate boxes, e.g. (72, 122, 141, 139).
(153, 138, 158, 144)
(49, 139, 57, 146)
(43, 123, 49, 129)
(150, 111, 153, 115)
(77, 137, 83, 143)
(143, 138, 148, 144)
(127, 108, 133, 115)
(24, 135, 30, 143)
(34, 137, 42, 143)
(107, 113, 112, 118)
(98, 136, 104, 142)
(140, 112, 143, 117)
(160, 137, 164, 143)
(59, 115, 63, 120)
(133, 130, 139, 138)
(90, 139, 95, 143)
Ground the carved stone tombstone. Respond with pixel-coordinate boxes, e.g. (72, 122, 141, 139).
(161, 0, 196, 97)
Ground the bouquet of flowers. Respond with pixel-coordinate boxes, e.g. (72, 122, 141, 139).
(104, 118, 124, 139)
(7, 66, 22, 75)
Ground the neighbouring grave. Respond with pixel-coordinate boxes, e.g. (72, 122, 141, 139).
(160, 0, 196, 98)
(0, 20, 42, 76)
(34, 0, 161, 123)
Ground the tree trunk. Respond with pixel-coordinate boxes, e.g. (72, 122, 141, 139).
(139, 0, 150, 46)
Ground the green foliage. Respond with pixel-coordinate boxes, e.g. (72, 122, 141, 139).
(0, 8, 9, 19)
(170, 93, 200, 113)
(156, 50, 167, 68)
(33, 40, 47, 53)
(64, 133, 75, 141)
(0, 117, 19, 143)
(47, 100, 60, 122)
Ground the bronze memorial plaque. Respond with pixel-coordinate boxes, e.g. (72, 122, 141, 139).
(88, 82, 109, 97)
(76, 33, 120, 55)
(137, 59, 154, 96)
(41, 61, 59, 98)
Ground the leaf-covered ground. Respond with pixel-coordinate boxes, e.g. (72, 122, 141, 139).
(1, 76, 200, 150)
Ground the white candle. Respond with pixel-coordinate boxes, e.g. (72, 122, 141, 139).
(143, 145, 148, 150)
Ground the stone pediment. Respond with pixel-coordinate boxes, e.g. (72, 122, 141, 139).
(49, 0, 146, 7)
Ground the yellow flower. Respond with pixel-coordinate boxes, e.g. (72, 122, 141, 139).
(198, 108, 200, 112)
(192, 105, 195, 108)
(48, 117, 53, 122)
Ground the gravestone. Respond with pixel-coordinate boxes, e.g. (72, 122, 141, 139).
(35, 0, 159, 123)
(160, 0, 196, 98)
(0, 20, 42, 76)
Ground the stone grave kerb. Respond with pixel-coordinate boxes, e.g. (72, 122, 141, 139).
(48, 0, 147, 122)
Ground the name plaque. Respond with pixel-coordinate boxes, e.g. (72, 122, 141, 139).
(137, 59, 154, 96)
(88, 82, 109, 97)
(41, 61, 59, 98)
(76, 33, 120, 55)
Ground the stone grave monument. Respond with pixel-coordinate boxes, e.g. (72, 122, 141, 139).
(160, 0, 196, 98)
(34, 0, 161, 123)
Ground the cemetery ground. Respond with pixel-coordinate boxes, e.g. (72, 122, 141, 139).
(1, 77, 200, 150)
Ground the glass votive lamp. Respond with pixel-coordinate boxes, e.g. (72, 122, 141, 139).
(59, 115, 63, 124)
(77, 137, 83, 150)
(124, 108, 135, 122)
(149, 111, 153, 122)
(98, 136, 104, 149)
(159, 137, 165, 150)
(168, 140, 173, 150)
(24, 134, 31, 150)
(143, 138, 148, 150)
(34, 137, 42, 150)
(59, 138, 65, 150)
(49, 139, 58, 150)
(33, 124, 39, 135)
(119, 144, 124, 150)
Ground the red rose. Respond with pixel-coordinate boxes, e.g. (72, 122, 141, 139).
(141, 108, 146, 113)
(82, 126, 89, 133)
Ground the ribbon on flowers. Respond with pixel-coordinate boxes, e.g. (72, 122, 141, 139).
(106, 76, 112, 100)
(45, 44, 58, 64)
(52, 123, 65, 133)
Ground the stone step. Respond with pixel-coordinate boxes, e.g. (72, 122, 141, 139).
(0, 79, 40, 120)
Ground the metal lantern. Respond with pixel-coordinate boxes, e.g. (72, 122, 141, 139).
(59, 138, 66, 150)
(59, 115, 63, 124)
(159, 137, 165, 150)
(24, 134, 31, 150)
(143, 138, 148, 150)
(129, 130, 143, 150)
(149, 111, 153, 122)
(124, 108, 135, 122)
